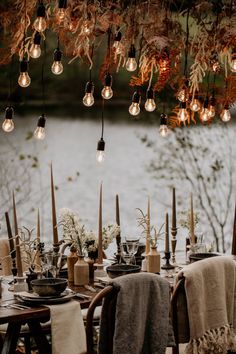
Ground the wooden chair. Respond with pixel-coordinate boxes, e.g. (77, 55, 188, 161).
(86, 285, 117, 354)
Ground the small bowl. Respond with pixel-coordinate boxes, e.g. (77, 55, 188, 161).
(106, 264, 141, 279)
(31, 278, 68, 297)
(189, 252, 220, 263)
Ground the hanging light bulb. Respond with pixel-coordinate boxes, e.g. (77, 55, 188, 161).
(29, 32, 41, 59)
(113, 30, 122, 54)
(81, 19, 93, 35)
(129, 91, 141, 116)
(33, 2, 47, 32)
(145, 88, 156, 112)
(83, 81, 94, 107)
(2, 107, 14, 133)
(230, 49, 236, 73)
(18, 60, 31, 88)
(96, 138, 105, 163)
(56, 0, 67, 22)
(126, 44, 137, 72)
(177, 80, 189, 102)
(220, 104, 231, 122)
(34, 114, 46, 140)
(208, 97, 216, 118)
(178, 102, 189, 122)
(159, 113, 169, 137)
(190, 93, 201, 112)
(200, 98, 210, 122)
(101, 73, 113, 100)
(51, 48, 63, 75)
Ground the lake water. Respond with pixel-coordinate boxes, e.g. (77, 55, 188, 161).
(0, 115, 235, 255)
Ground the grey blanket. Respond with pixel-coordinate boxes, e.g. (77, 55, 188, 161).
(98, 273, 175, 354)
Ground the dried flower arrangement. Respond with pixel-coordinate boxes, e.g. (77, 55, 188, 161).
(0, 0, 235, 129)
(136, 208, 164, 248)
(59, 208, 120, 259)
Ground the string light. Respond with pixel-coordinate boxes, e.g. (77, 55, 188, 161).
(178, 102, 189, 122)
(33, 2, 47, 32)
(177, 81, 189, 102)
(200, 98, 210, 122)
(129, 90, 141, 116)
(159, 113, 169, 137)
(34, 114, 46, 139)
(208, 96, 216, 118)
(145, 88, 156, 112)
(2, 107, 14, 133)
(51, 47, 63, 75)
(189, 93, 201, 112)
(126, 44, 137, 72)
(220, 104, 231, 122)
(18, 59, 31, 88)
(96, 100, 105, 163)
(113, 30, 122, 54)
(29, 32, 42, 59)
(101, 73, 113, 100)
(83, 81, 94, 107)
(56, 0, 67, 22)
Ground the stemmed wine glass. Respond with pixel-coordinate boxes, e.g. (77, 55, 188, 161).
(120, 237, 140, 264)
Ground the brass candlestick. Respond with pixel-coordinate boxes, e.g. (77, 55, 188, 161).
(171, 228, 177, 264)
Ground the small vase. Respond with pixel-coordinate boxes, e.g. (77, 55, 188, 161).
(86, 257, 95, 282)
(147, 247, 160, 274)
(74, 255, 89, 286)
(67, 246, 78, 283)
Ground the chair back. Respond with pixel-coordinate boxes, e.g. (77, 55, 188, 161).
(171, 277, 190, 354)
(86, 285, 118, 354)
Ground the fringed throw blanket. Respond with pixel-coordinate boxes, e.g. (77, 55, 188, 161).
(178, 256, 236, 354)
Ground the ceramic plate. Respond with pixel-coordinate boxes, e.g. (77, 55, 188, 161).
(17, 290, 74, 305)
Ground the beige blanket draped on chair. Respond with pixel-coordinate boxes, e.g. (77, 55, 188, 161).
(178, 255, 236, 354)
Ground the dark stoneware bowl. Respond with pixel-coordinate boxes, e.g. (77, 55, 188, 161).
(189, 252, 220, 263)
(31, 278, 68, 297)
(106, 264, 141, 279)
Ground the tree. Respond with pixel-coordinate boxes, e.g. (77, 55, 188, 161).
(141, 122, 236, 253)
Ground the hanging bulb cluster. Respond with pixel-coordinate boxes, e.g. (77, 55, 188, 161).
(56, 0, 67, 22)
(30, 32, 42, 59)
(159, 113, 169, 137)
(18, 59, 31, 88)
(34, 114, 46, 140)
(96, 138, 105, 163)
(129, 90, 141, 116)
(230, 49, 236, 73)
(113, 30, 122, 54)
(178, 102, 189, 122)
(2, 107, 14, 133)
(33, 2, 47, 32)
(220, 104, 231, 122)
(190, 92, 201, 112)
(126, 44, 137, 72)
(145, 88, 156, 112)
(83, 81, 94, 107)
(51, 48, 63, 75)
(101, 73, 113, 100)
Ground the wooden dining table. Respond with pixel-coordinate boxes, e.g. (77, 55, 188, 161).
(0, 279, 102, 354)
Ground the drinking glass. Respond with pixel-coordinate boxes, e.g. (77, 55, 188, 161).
(125, 237, 140, 264)
(120, 242, 132, 265)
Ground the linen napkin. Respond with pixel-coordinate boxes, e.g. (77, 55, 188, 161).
(177, 255, 236, 354)
(48, 300, 87, 354)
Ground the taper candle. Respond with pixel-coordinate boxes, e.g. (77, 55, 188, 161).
(190, 193, 195, 243)
(116, 194, 120, 226)
(12, 192, 23, 277)
(51, 164, 59, 245)
(35, 209, 41, 271)
(5, 212, 15, 257)
(172, 188, 176, 232)
(165, 212, 170, 253)
(146, 197, 151, 255)
(98, 183, 103, 264)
